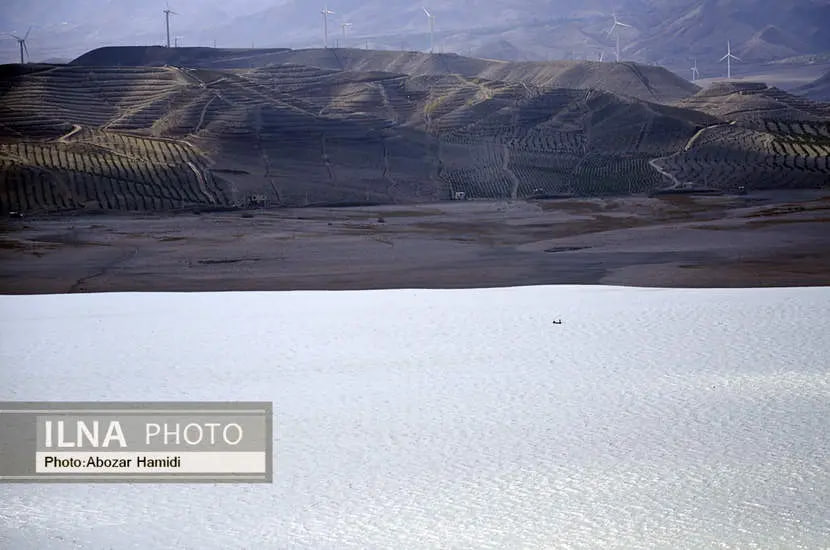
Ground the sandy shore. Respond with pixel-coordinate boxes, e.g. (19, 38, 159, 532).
(1, 191, 828, 294)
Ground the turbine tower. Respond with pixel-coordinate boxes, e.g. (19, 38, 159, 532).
(423, 7, 435, 53)
(10, 27, 31, 64)
(719, 41, 741, 79)
(690, 58, 700, 81)
(341, 22, 352, 45)
(607, 13, 632, 62)
(321, 5, 335, 48)
(163, 5, 178, 48)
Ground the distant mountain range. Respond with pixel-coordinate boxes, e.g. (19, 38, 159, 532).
(2, 1, 830, 76)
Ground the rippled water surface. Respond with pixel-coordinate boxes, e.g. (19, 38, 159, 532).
(1, 286, 829, 549)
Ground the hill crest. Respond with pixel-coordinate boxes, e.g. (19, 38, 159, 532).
(70, 46, 700, 105)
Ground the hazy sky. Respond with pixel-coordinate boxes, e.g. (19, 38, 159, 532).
(1, 1, 828, 65)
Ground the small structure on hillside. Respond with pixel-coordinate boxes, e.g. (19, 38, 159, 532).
(247, 193, 269, 208)
(453, 191, 467, 201)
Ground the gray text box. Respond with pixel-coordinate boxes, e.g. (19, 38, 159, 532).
(0, 402, 273, 483)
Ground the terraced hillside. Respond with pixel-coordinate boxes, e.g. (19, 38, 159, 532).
(651, 82, 830, 192)
(0, 66, 229, 213)
(1, 60, 828, 214)
(0, 130, 227, 212)
(676, 82, 830, 130)
(72, 47, 700, 104)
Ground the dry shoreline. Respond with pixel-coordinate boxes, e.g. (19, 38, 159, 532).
(2, 192, 829, 294)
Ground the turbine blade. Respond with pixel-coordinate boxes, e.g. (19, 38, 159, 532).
(23, 41, 29, 59)
(10, 34, 22, 40)
(719, 53, 728, 62)
(616, 21, 632, 28)
(731, 54, 742, 62)
(423, 8, 431, 17)
(24, 26, 31, 40)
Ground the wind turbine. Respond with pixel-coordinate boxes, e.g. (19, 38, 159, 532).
(598, 50, 605, 62)
(423, 7, 435, 53)
(690, 58, 700, 81)
(341, 22, 352, 45)
(321, 5, 335, 48)
(163, 5, 178, 49)
(10, 27, 31, 64)
(606, 13, 632, 62)
(719, 40, 741, 79)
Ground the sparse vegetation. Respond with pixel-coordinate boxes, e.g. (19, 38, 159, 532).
(0, 58, 827, 214)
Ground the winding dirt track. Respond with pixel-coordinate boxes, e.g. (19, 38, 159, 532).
(57, 124, 82, 143)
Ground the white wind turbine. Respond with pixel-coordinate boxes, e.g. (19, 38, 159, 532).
(719, 40, 741, 79)
(10, 27, 31, 64)
(423, 7, 435, 53)
(341, 21, 352, 46)
(163, 4, 178, 49)
(690, 58, 700, 81)
(321, 5, 335, 48)
(607, 13, 632, 62)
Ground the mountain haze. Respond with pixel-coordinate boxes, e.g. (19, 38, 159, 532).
(796, 69, 830, 102)
(3, 1, 829, 76)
